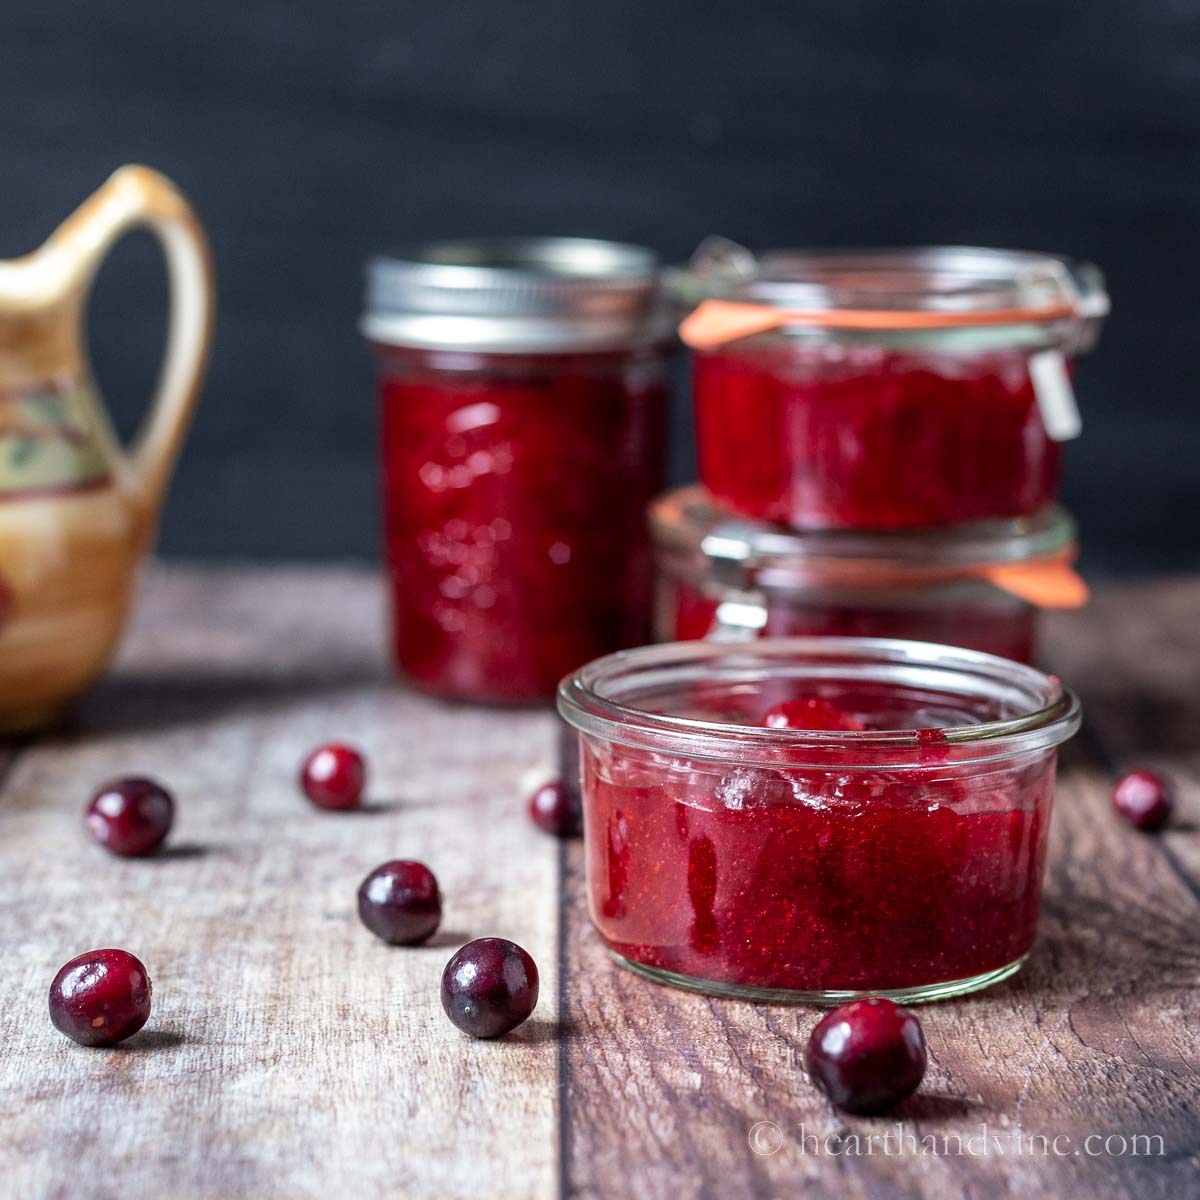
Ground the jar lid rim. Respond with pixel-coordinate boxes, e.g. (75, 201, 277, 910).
(364, 237, 668, 352)
(370, 236, 660, 286)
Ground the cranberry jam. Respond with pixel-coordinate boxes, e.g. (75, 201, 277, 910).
(669, 580, 1038, 663)
(558, 638, 1080, 1003)
(683, 247, 1108, 530)
(365, 239, 669, 703)
(652, 487, 1084, 665)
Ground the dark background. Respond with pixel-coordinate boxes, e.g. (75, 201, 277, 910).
(2, 1, 1197, 572)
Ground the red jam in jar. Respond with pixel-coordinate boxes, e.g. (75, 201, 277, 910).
(669, 581, 1038, 664)
(651, 487, 1085, 666)
(682, 247, 1108, 530)
(558, 638, 1080, 1003)
(364, 239, 670, 703)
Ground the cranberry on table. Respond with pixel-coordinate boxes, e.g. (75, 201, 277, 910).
(805, 997, 927, 1115)
(357, 860, 442, 945)
(441, 938, 539, 1039)
(528, 779, 581, 838)
(85, 777, 174, 857)
(1112, 769, 1173, 832)
(48, 949, 152, 1047)
(763, 697, 866, 732)
(300, 744, 366, 810)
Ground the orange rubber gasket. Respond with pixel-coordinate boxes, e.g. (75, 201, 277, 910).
(680, 299, 1079, 348)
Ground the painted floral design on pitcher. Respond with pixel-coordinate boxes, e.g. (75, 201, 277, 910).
(0, 379, 110, 497)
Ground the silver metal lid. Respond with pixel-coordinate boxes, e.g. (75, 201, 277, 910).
(652, 485, 1077, 591)
(671, 240, 1109, 353)
(363, 237, 669, 353)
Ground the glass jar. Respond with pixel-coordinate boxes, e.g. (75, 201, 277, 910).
(363, 239, 671, 703)
(652, 486, 1085, 664)
(680, 246, 1109, 530)
(558, 637, 1080, 1004)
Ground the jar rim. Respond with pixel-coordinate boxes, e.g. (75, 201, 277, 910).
(557, 636, 1081, 770)
(683, 244, 1104, 314)
(652, 487, 1076, 584)
(671, 242, 1109, 354)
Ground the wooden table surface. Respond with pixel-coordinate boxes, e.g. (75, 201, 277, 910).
(0, 566, 1196, 1200)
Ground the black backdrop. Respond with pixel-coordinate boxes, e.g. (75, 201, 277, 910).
(2, 1, 1197, 571)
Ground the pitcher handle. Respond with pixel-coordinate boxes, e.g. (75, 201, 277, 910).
(45, 165, 215, 539)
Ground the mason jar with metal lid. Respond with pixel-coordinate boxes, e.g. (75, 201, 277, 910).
(677, 244, 1110, 531)
(652, 485, 1088, 664)
(363, 238, 672, 704)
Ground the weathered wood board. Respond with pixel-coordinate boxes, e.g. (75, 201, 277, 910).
(0, 566, 1195, 1199)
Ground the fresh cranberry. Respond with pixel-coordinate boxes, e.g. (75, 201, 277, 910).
(764, 697, 865, 732)
(300, 744, 366, 810)
(85, 777, 174, 856)
(528, 779, 581, 838)
(1112, 769, 1173, 832)
(357, 860, 442, 945)
(441, 938, 539, 1039)
(48, 949, 152, 1047)
(806, 998, 927, 1114)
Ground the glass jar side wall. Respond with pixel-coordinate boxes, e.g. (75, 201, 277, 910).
(580, 730, 1057, 1001)
(655, 570, 1040, 665)
(376, 344, 668, 703)
(692, 339, 1064, 530)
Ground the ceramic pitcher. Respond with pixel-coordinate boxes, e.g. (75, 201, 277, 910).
(0, 165, 215, 732)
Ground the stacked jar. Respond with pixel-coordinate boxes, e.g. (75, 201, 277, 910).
(363, 239, 672, 704)
(553, 245, 1105, 1005)
(657, 245, 1110, 664)
(555, 245, 1106, 1006)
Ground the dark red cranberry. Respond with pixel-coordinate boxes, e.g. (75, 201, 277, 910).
(48, 949, 152, 1047)
(357, 860, 442, 945)
(300, 744, 366, 810)
(441, 938, 539, 1039)
(1112, 769, 1173, 832)
(764, 697, 865, 732)
(85, 777, 174, 856)
(806, 997, 927, 1115)
(528, 779, 581, 838)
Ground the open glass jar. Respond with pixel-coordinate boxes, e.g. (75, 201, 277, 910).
(651, 486, 1086, 664)
(364, 239, 671, 703)
(680, 246, 1109, 530)
(558, 637, 1080, 1004)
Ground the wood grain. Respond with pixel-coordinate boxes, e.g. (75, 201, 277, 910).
(561, 578, 1200, 1200)
(0, 565, 563, 1200)
(1, 567, 1197, 1199)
